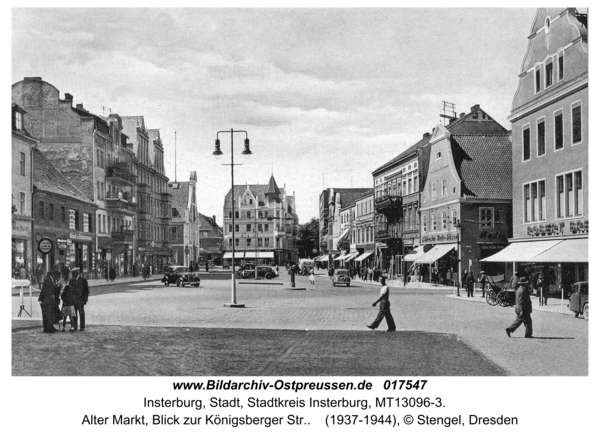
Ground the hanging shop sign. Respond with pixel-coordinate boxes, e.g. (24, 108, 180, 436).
(421, 232, 458, 244)
(38, 238, 53, 254)
(57, 238, 68, 250)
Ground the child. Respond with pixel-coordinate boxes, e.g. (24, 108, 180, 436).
(309, 268, 315, 285)
(60, 284, 76, 332)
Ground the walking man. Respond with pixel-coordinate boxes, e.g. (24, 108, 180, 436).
(505, 277, 533, 339)
(69, 267, 89, 332)
(367, 276, 396, 332)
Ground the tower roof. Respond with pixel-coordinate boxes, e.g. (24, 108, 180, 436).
(265, 174, 281, 195)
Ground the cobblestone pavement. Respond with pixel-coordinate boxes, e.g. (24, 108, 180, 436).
(12, 275, 588, 376)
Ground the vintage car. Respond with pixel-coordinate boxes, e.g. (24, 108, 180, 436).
(331, 268, 351, 287)
(568, 281, 588, 319)
(162, 266, 201, 287)
(237, 265, 278, 279)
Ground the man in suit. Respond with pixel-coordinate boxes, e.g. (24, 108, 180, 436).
(69, 268, 89, 332)
(38, 270, 62, 333)
(505, 277, 533, 338)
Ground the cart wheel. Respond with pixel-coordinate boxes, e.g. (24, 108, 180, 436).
(486, 291, 498, 306)
(497, 291, 510, 307)
(583, 304, 588, 320)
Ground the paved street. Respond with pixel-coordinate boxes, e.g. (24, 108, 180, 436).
(12, 274, 588, 376)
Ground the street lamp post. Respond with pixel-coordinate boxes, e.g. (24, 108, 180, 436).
(213, 128, 252, 308)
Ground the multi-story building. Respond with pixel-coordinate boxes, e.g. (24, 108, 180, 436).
(12, 103, 36, 274)
(12, 77, 117, 278)
(318, 188, 371, 264)
(168, 172, 199, 267)
(485, 8, 588, 291)
(352, 190, 375, 267)
(222, 175, 299, 266)
(122, 118, 172, 272)
(198, 213, 223, 266)
(372, 132, 431, 274)
(32, 148, 97, 274)
(418, 105, 512, 284)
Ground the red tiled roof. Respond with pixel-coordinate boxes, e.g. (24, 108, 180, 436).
(451, 135, 512, 199)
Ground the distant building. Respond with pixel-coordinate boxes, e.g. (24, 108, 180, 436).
(352, 190, 375, 267)
(198, 213, 223, 265)
(12, 103, 36, 274)
(486, 8, 588, 291)
(168, 172, 199, 267)
(223, 175, 299, 266)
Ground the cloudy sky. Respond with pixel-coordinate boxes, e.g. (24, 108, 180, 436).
(12, 8, 536, 224)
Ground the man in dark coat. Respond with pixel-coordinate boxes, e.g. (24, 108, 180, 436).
(69, 268, 89, 332)
(505, 277, 533, 338)
(466, 271, 475, 298)
(38, 270, 62, 333)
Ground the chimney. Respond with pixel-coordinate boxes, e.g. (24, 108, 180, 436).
(76, 103, 84, 110)
(24, 77, 42, 81)
(470, 104, 480, 112)
(423, 132, 429, 139)
(459, 112, 465, 118)
(213, 215, 216, 224)
(64, 93, 73, 101)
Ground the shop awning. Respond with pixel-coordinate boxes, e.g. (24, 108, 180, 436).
(344, 252, 359, 262)
(317, 254, 329, 261)
(338, 228, 350, 241)
(414, 244, 455, 264)
(404, 245, 426, 262)
(480, 240, 562, 263)
(354, 251, 373, 262)
(333, 253, 347, 261)
(529, 239, 588, 263)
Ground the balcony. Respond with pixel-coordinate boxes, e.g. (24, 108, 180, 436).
(106, 197, 133, 213)
(111, 228, 134, 244)
(375, 195, 402, 216)
(106, 162, 136, 184)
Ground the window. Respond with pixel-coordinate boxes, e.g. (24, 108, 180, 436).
(523, 180, 546, 223)
(258, 211, 263, 219)
(556, 175, 565, 218)
(442, 212, 447, 230)
(436, 151, 442, 159)
(246, 238, 252, 247)
(403, 180, 407, 195)
(480, 208, 494, 228)
(537, 119, 545, 156)
(554, 110, 564, 150)
(575, 171, 583, 216)
(69, 209, 76, 230)
(524, 185, 531, 222)
(423, 215, 427, 233)
(83, 213, 90, 232)
(19, 152, 26, 176)
(531, 183, 538, 221)
(565, 173, 574, 217)
(246, 211, 251, 219)
(545, 61, 553, 88)
(258, 238, 263, 247)
(235, 224, 239, 232)
(235, 211, 239, 219)
(48, 203, 54, 221)
(228, 211, 232, 218)
(558, 50, 564, 81)
(246, 224, 251, 232)
(441, 179, 447, 197)
(228, 239, 232, 248)
(39, 201, 44, 220)
(431, 213, 437, 231)
(265, 224, 269, 231)
(413, 175, 418, 192)
(572, 102, 582, 144)
(452, 209, 457, 228)
(432, 182, 437, 200)
(264, 238, 269, 247)
(523, 125, 531, 161)
(102, 215, 106, 233)
(14, 110, 23, 130)
(258, 224, 263, 232)
(535, 65, 541, 93)
(19, 192, 25, 215)
(235, 238, 240, 247)
(539, 181, 546, 221)
(249, 199, 253, 205)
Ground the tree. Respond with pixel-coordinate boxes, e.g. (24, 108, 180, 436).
(297, 217, 319, 259)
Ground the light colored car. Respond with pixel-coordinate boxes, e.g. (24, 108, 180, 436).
(332, 269, 351, 287)
(568, 281, 588, 319)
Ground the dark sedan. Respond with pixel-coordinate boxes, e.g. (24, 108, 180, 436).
(332, 269, 351, 287)
(162, 266, 201, 287)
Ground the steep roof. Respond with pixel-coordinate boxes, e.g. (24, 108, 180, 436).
(224, 184, 274, 206)
(168, 181, 190, 216)
(373, 133, 431, 175)
(32, 148, 95, 206)
(338, 188, 372, 209)
(265, 174, 281, 195)
(451, 134, 512, 199)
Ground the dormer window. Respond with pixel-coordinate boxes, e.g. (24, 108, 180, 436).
(436, 151, 442, 160)
(13, 109, 23, 131)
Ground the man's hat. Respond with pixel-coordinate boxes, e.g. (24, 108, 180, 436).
(70, 267, 80, 273)
(480, 271, 485, 274)
(517, 277, 529, 285)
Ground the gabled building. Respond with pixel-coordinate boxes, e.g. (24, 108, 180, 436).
(223, 175, 299, 266)
(168, 172, 199, 267)
(484, 8, 588, 291)
(418, 105, 512, 283)
(198, 213, 223, 266)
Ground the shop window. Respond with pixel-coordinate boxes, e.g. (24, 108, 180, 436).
(479, 207, 494, 228)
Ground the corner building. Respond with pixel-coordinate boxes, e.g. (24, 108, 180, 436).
(484, 8, 588, 291)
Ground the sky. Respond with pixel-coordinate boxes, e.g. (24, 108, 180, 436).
(11, 7, 537, 225)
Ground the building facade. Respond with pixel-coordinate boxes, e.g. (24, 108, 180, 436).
(488, 8, 588, 291)
(12, 103, 36, 276)
(223, 175, 299, 266)
(198, 213, 223, 266)
(419, 105, 512, 284)
(168, 172, 199, 268)
(351, 190, 375, 267)
(32, 148, 97, 275)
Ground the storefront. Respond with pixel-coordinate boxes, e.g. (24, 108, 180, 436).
(12, 218, 33, 277)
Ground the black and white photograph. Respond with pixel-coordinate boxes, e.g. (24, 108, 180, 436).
(7, 4, 594, 434)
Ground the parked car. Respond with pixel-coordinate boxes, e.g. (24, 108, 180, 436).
(162, 266, 201, 287)
(568, 281, 588, 319)
(332, 268, 351, 287)
(238, 265, 278, 279)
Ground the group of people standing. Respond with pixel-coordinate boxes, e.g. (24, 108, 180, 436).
(38, 267, 89, 333)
